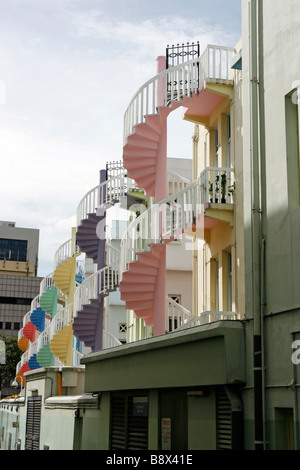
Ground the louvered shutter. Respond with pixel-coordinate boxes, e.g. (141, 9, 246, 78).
(128, 397, 148, 450)
(25, 396, 42, 450)
(110, 393, 148, 450)
(216, 387, 232, 450)
(110, 395, 126, 450)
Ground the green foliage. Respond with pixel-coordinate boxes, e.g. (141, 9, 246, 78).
(0, 335, 22, 387)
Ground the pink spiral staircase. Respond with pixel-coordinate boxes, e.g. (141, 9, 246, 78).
(120, 46, 235, 336)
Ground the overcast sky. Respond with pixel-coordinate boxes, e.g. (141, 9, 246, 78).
(0, 0, 241, 277)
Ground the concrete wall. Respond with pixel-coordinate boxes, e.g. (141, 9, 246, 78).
(241, 0, 300, 449)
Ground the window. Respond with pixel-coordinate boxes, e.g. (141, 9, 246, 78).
(0, 238, 28, 262)
(285, 89, 300, 209)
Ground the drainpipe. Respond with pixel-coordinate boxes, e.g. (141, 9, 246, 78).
(249, 0, 266, 450)
(57, 371, 62, 396)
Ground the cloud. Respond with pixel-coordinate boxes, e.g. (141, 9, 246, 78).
(0, 1, 241, 277)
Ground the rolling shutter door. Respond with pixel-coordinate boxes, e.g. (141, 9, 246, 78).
(25, 396, 42, 450)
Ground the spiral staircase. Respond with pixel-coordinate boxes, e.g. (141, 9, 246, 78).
(15, 44, 237, 386)
(119, 44, 236, 336)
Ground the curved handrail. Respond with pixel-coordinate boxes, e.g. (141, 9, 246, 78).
(120, 166, 235, 274)
(50, 304, 73, 340)
(167, 170, 191, 196)
(76, 170, 135, 227)
(54, 236, 80, 270)
(39, 272, 54, 295)
(73, 258, 119, 316)
(166, 297, 192, 332)
(123, 44, 235, 142)
(103, 330, 122, 349)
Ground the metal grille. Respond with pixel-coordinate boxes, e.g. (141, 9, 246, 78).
(166, 42, 200, 68)
(166, 42, 200, 95)
(25, 396, 42, 450)
(216, 387, 232, 450)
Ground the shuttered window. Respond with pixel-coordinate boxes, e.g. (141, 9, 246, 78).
(110, 393, 148, 450)
(25, 396, 42, 450)
(216, 387, 232, 450)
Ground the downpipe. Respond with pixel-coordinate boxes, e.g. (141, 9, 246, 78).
(249, 0, 266, 449)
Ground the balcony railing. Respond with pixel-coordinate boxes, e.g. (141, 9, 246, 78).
(177, 311, 239, 331)
(166, 297, 191, 332)
(124, 44, 235, 142)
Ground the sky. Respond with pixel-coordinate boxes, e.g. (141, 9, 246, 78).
(0, 0, 241, 277)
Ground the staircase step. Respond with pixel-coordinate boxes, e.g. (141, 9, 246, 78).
(144, 114, 162, 135)
(121, 272, 156, 284)
(123, 147, 157, 158)
(137, 252, 160, 268)
(134, 122, 161, 142)
(125, 299, 154, 310)
(119, 282, 155, 294)
(127, 262, 158, 276)
(133, 308, 154, 319)
(126, 135, 159, 150)
(123, 157, 156, 170)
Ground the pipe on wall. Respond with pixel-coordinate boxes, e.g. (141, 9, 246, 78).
(249, 0, 267, 450)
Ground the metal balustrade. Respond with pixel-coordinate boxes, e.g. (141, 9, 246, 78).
(53, 236, 80, 270)
(50, 304, 73, 340)
(123, 44, 235, 143)
(73, 258, 119, 317)
(76, 171, 135, 227)
(166, 297, 191, 332)
(103, 330, 122, 349)
(176, 311, 238, 330)
(167, 170, 191, 196)
(120, 166, 235, 274)
(39, 272, 54, 295)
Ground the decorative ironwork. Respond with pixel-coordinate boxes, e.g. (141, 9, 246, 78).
(166, 41, 200, 95)
(166, 41, 200, 68)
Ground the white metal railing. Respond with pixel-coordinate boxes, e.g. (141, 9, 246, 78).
(39, 272, 54, 295)
(124, 44, 235, 142)
(120, 167, 235, 274)
(37, 324, 51, 352)
(76, 170, 135, 227)
(167, 170, 191, 196)
(30, 294, 42, 312)
(73, 258, 119, 317)
(103, 330, 122, 349)
(28, 339, 38, 361)
(54, 236, 80, 270)
(166, 297, 192, 332)
(50, 304, 73, 340)
(22, 311, 31, 327)
(72, 348, 84, 367)
(176, 311, 238, 330)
